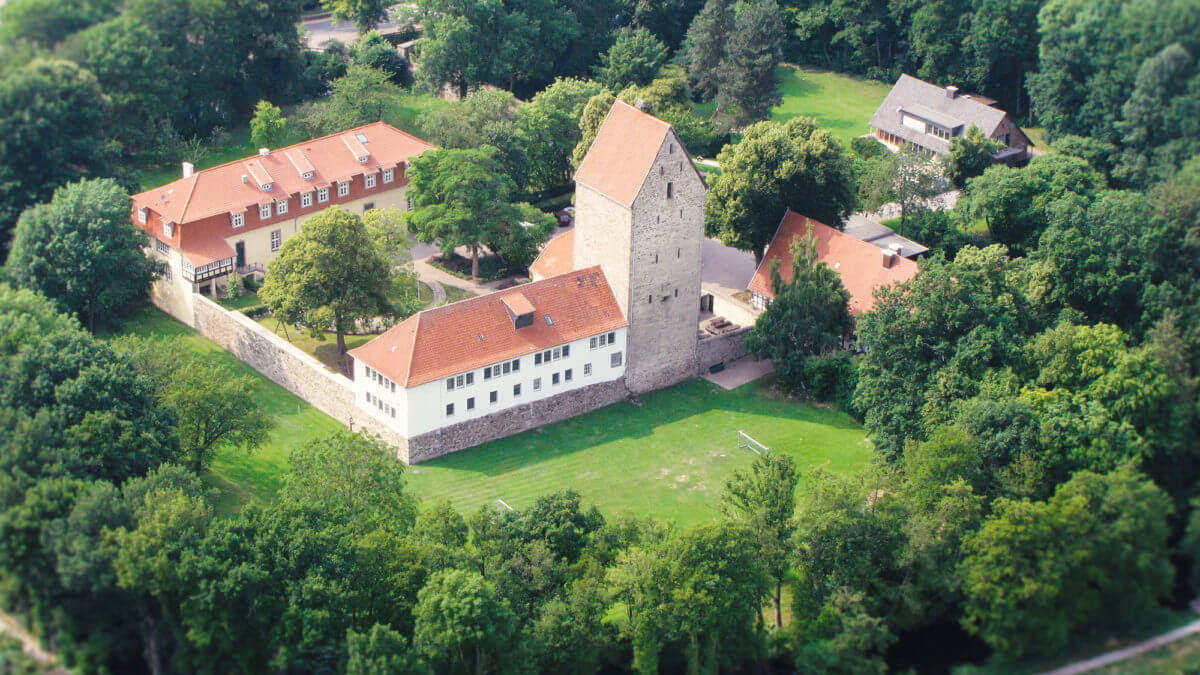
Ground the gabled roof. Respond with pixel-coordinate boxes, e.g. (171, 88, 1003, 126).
(529, 229, 575, 280)
(132, 122, 435, 226)
(574, 100, 675, 207)
(869, 74, 1010, 154)
(748, 210, 920, 315)
(349, 267, 627, 388)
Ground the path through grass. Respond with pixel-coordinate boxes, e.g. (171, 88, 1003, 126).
(407, 378, 870, 527)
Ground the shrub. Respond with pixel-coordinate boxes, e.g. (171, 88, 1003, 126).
(241, 304, 271, 319)
(799, 351, 860, 415)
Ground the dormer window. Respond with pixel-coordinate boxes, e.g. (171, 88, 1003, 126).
(137, 207, 148, 224)
(262, 182, 273, 192)
(163, 221, 175, 237)
(259, 203, 271, 220)
(301, 192, 313, 208)
(365, 173, 377, 189)
(357, 154, 369, 164)
(382, 168, 394, 183)
(302, 171, 314, 180)
(231, 212, 245, 228)
(338, 181, 350, 197)
(276, 198, 288, 215)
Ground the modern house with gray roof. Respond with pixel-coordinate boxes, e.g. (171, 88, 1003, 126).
(869, 74, 1031, 163)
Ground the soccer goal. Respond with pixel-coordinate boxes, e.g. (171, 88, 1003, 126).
(736, 430, 769, 455)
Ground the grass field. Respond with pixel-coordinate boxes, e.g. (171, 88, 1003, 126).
(406, 378, 870, 527)
(110, 306, 343, 514)
(696, 64, 892, 146)
(111, 306, 870, 524)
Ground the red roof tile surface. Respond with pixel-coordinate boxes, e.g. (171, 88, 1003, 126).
(349, 267, 627, 387)
(529, 229, 575, 280)
(749, 210, 920, 315)
(574, 100, 673, 207)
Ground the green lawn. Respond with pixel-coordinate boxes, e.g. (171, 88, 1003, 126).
(406, 378, 870, 527)
(110, 305, 343, 514)
(442, 284, 478, 305)
(696, 64, 892, 146)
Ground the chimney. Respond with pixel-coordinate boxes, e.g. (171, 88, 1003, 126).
(889, 243, 903, 258)
(258, 148, 270, 156)
(946, 86, 959, 99)
(182, 162, 194, 178)
(241, 174, 249, 183)
(882, 249, 897, 269)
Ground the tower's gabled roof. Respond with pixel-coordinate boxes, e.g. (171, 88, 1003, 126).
(574, 100, 675, 208)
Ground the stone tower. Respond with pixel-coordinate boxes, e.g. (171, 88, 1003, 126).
(573, 101, 708, 393)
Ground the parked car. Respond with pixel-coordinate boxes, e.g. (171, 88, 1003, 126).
(554, 209, 573, 227)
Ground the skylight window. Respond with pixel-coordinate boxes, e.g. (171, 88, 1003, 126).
(545, 315, 554, 326)
(355, 133, 368, 143)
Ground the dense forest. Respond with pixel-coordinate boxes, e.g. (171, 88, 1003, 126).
(1, 0, 1199, 672)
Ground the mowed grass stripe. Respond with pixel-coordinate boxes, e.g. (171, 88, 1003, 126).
(407, 379, 869, 527)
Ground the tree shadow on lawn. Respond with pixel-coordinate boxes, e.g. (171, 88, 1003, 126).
(418, 378, 863, 478)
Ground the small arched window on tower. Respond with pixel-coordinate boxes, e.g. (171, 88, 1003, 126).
(666, 182, 674, 199)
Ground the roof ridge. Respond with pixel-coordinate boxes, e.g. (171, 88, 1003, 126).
(404, 313, 421, 386)
(611, 99, 672, 129)
(150, 121, 413, 192)
(176, 174, 200, 223)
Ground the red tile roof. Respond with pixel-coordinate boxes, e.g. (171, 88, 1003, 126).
(574, 100, 674, 207)
(748, 210, 920, 315)
(350, 266, 627, 387)
(132, 122, 435, 265)
(529, 229, 575, 280)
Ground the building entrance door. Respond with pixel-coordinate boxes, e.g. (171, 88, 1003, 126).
(235, 241, 246, 269)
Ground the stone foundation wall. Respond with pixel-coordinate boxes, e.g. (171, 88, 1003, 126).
(191, 295, 408, 455)
(697, 327, 750, 371)
(406, 378, 630, 463)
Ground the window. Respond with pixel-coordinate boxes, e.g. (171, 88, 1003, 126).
(677, 248, 681, 258)
(502, 361, 510, 375)
(138, 208, 148, 224)
(467, 397, 475, 410)
(484, 366, 492, 380)
(552, 346, 561, 360)
(365, 173, 377, 189)
(666, 182, 674, 199)
(465, 372, 474, 385)
(648, 295, 653, 304)
(406, 194, 414, 210)
(270, 229, 281, 252)
(590, 337, 597, 349)
(533, 377, 542, 391)
(674, 288, 678, 298)
(366, 392, 372, 403)
(390, 382, 395, 393)
(562, 345, 569, 357)
(535, 353, 542, 365)
(455, 374, 465, 388)
(511, 358, 520, 372)
(317, 187, 329, 203)
(612, 352, 623, 367)
(163, 265, 171, 282)
(552, 373, 560, 385)
(489, 390, 498, 403)
(259, 203, 271, 220)
(231, 212, 245, 228)
(301, 192, 313, 208)
(363, 202, 375, 212)
(338, 182, 350, 197)
(390, 408, 396, 418)
(564, 369, 573, 382)
(276, 199, 288, 215)
(608, 331, 615, 344)
(446, 403, 454, 416)
(513, 384, 521, 397)
(156, 239, 169, 255)
(669, 143, 675, 153)
(446, 377, 455, 391)
(383, 168, 394, 183)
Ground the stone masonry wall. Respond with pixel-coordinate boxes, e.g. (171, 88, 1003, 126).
(406, 378, 630, 463)
(191, 295, 408, 455)
(697, 327, 750, 371)
(623, 128, 708, 393)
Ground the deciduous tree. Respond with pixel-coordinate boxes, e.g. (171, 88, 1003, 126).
(323, 0, 391, 33)
(594, 27, 668, 91)
(259, 206, 393, 354)
(6, 179, 160, 331)
(706, 117, 856, 263)
(944, 125, 1002, 188)
(249, 100, 288, 150)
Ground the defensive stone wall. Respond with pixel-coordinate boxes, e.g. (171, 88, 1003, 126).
(191, 295, 408, 455)
(406, 378, 630, 463)
(697, 327, 750, 371)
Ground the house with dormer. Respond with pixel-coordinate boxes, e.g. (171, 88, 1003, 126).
(869, 74, 1031, 164)
(130, 122, 436, 325)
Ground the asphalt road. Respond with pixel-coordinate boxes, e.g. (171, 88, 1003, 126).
(301, 12, 401, 48)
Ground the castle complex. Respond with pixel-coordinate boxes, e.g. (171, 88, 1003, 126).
(350, 101, 711, 459)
